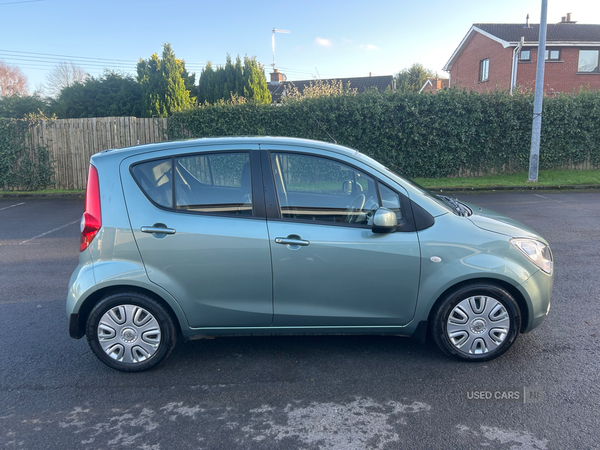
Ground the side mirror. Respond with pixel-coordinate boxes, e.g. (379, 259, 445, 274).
(372, 208, 397, 233)
(342, 180, 353, 196)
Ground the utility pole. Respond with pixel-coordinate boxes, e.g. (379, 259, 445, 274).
(528, 0, 548, 182)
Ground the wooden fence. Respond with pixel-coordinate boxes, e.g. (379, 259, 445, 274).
(25, 117, 168, 190)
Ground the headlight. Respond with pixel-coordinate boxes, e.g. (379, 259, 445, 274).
(510, 238, 553, 274)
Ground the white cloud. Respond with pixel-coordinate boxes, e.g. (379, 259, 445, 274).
(314, 37, 332, 47)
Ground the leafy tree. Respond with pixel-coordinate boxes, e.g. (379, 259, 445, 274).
(395, 63, 439, 93)
(43, 62, 87, 98)
(0, 61, 28, 97)
(52, 71, 143, 118)
(198, 55, 270, 104)
(136, 43, 195, 117)
(0, 94, 49, 118)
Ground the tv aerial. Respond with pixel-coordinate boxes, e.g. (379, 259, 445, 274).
(272, 28, 290, 68)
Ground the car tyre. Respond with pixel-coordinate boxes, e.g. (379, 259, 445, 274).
(431, 283, 521, 362)
(86, 292, 177, 372)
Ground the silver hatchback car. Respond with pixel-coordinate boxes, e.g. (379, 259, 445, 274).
(67, 137, 553, 371)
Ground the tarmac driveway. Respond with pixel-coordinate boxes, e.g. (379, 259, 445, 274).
(0, 191, 599, 449)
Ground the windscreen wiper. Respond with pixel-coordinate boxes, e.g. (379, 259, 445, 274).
(438, 195, 468, 217)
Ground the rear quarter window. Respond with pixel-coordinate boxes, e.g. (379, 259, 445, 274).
(131, 158, 173, 208)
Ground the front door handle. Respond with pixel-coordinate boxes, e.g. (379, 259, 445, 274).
(275, 237, 310, 246)
(141, 226, 176, 235)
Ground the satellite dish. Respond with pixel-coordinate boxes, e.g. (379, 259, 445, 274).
(281, 73, 287, 81)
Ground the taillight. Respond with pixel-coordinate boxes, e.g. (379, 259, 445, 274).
(80, 164, 102, 252)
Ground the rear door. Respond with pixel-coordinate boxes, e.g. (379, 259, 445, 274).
(121, 145, 273, 328)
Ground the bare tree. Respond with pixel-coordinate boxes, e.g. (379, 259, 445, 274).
(43, 61, 87, 98)
(0, 61, 28, 97)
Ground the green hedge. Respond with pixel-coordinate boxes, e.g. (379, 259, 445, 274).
(168, 89, 600, 178)
(0, 119, 54, 190)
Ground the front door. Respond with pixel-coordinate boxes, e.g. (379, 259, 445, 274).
(265, 150, 421, 327)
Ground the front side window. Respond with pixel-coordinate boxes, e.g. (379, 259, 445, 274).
(578, 50, 600, 72)
(479, 59, 489, 82)
(379, 184, 403, 221)
(271, 153, 377, 225)
(520, 49, 531, 61)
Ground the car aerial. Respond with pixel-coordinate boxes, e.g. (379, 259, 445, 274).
(67, 137, 553, 372)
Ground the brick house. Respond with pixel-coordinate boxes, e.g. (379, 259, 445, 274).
(443, 14, 600, 94)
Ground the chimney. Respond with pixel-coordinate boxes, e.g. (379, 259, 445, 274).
(270, 69, 284, 83)
(560, 13, 576, 24)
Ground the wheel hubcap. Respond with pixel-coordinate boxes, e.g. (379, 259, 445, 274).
(446, 295, 510, 356)
(97, 305, 161, 364)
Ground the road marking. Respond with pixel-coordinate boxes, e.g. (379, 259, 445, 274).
(534, 193, 563, 203)
(19, 219, 80, 245)
(0, 202, 25, 211)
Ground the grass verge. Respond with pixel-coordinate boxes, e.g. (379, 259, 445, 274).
(414, 169, 600, 189)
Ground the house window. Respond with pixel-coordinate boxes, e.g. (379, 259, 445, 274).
(545, 49, 560, 61)
(520, 49, 531, 61)
(479, 58, 489, 82)
(578, 50, 600, 72)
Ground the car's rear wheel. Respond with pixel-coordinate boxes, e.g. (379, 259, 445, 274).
(86, 292, 176, 372)
(431, 283, 521, 361)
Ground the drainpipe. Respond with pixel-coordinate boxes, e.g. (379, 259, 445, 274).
(511, 37, 524, 95)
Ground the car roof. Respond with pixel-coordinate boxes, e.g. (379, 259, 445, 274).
(95, 136, 361, 160)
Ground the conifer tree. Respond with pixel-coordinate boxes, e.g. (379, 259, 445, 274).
(136, 43, 195, 117)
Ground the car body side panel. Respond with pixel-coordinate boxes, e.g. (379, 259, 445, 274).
(267, 221, 421, 326)
(119, 145, 274, 329)
(413, 213, 549, 327)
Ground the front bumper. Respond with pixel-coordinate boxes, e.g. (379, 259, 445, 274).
(517, 269, 554, 333)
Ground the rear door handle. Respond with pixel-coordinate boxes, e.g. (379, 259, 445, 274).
(141, 226, 176, 235)
(275, 237, 309, 246)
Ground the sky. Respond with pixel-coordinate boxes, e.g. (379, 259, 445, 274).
(1, 0, 600, 94)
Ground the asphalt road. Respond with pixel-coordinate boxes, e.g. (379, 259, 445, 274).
(1, 191, 599, 450)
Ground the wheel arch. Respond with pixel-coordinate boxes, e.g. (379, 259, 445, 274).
(71, 285, 184, 339)
(427, 277, 530, 334)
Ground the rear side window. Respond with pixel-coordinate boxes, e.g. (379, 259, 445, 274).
(131, 158, 173, 208)
(132, 153, 253, 216)
(175, 153, 252, 215)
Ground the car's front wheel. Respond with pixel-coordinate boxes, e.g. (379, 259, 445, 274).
(86, 292, 177, 372)
(431, 283, 521, 361)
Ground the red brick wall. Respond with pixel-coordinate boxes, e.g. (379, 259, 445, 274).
(450, 32, 514, 92)
(516, 47, 600, 94)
